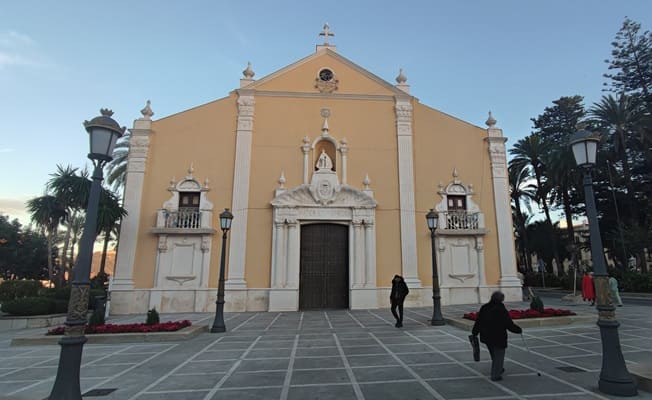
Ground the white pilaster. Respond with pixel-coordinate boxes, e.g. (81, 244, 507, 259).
(485, 114, 521, 298)
(113, 103, 153, 290)
(227, 91, 255, 289)
(286, 220, 300, 288)
(353, 219, 365, 288)
(395, 98, 421, 287)
(273, 222, 287, 287)
(302, 137, 310, 185)
(364, 221, 376, 287)
(340, 138, 348, 185)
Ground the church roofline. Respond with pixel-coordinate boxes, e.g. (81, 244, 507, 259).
(236, 48, 417, 100)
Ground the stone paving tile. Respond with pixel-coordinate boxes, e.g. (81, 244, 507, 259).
(397, 352, 451, 365)
(351, 365, 415, 382)
(411, 363, 478, 379)
(295, 347, 339, 357)
(427, 377, 512, 398)
(236, 358, 289, 371)
(185, 359, 237, 373)
(287, 384, 357, 400)
(346, 354, 400, 367)
(138, 391, 209, 400)
(291, 368, 351, 385)
(210, 387, 283, 400)
(153, 372, 225, 391)
(293, 356, 344, 369)
(359, 381, 438, 400)
(497, 374, 580, 396)
(221, 370, 286, 388)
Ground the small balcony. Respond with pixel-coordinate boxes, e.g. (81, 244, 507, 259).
(151, 208, 215, 235)
(437, 211, 487, 236)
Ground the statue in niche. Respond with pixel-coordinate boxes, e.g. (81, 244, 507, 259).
(316, 149, 333, 171)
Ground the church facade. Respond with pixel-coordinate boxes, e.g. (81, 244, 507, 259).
(110, 33, 521, 314)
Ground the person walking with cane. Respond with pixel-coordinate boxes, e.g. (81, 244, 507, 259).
(390, 275, 409, 327)
(471, 291, 522, 381)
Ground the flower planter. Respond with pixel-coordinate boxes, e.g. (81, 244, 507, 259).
(463, 308, 576, 321)
(46, 320, 192, 335)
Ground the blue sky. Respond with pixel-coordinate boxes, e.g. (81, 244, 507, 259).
(1, 1, 652, 223)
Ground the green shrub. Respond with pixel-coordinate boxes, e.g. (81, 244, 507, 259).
(88, 307, 105, 326)
(145, 308, 160, 325)
(39, 287, 71, 300)
(52, 299, 68, 314)
(1, 297, 54, 316)
(0, 280, 43, 302)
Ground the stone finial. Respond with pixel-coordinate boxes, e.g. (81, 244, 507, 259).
(242, 62, 255, 79)
(140, 100, 154, 120)
(363, 174, 371, 190)
(278, 171, 286, 188)
(187, 163, 194, 177)
(169, 177, 176, 190)
(396, 68, 407, 84)
(485, 111, 497, 128)
(204, 178, 210, 189)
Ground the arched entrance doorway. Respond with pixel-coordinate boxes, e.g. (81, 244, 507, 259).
(299, 223, 349, 309)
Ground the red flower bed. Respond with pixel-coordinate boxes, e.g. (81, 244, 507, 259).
(463, 308, 575, 321)
(46, 320, 192, 335)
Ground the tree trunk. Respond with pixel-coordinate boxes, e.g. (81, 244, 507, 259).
(59, 213, 74, 273)
(99, 230, 110, 276)
(46, 234, 54, 284)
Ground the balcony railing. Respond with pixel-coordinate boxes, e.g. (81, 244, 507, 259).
(164, 208, 202, 229)
(440, 211, 482, 230)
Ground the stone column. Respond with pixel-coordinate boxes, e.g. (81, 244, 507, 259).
(485, 113, 521, 299)
(286, 220, 300, 289)
(113, 102, 153, 291)
(395, 98, 421, 287)
(353, 219, 365, 288)
(227, 91, 255, 289)
(272, 221, 286, 288)
(476, 236, 491, 303)
(364, 220, 376, 287)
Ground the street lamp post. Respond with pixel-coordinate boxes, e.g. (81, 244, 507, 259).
(49, 109, 125, 400)
(426, 209, 445, 326)
(570, 129, 637, 397)
(211, 208, 234, 333)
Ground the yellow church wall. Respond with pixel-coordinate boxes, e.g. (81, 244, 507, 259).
(412, 103, 501, 286)
(254, 50, 396, 97)
(132, 96, 238, 288)
(244, 93, 402, 288)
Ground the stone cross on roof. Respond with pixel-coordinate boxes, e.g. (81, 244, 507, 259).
(319, 23, 334, 45)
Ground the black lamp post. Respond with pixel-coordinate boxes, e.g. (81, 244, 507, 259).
(570, 129, 637, 396)
(49, 109, 125, 400)
(211, 208, 233, 333)
(426, 209, 445, 326)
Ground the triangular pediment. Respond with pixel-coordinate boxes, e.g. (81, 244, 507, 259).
(243, 49, 409, 98)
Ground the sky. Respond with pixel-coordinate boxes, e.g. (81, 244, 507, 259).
(1, 0, 652, 224)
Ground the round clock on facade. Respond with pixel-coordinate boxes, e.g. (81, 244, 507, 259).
(319, 68, 334, 82)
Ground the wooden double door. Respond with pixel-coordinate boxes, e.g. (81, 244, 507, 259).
(299, 223, 349, 309)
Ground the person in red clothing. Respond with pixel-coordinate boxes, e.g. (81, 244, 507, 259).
(581, 271, 595, 306)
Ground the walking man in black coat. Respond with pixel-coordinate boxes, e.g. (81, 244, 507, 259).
(471, 291, 522, 381)
(390, 275, 409, 327)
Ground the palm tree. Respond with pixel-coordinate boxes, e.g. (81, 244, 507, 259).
(46, 165, 90, 270)
(26, 195, 67, 283)
(67, 213, 85, 268)
(545, 146, 581, 247)
(508, 163, 537, 271)
(105, 130, 130, 192)
(510, 134, 562, 274)
(96, 191, 127, 276)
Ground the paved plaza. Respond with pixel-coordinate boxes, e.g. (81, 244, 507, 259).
(0, 296, 650, 400)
